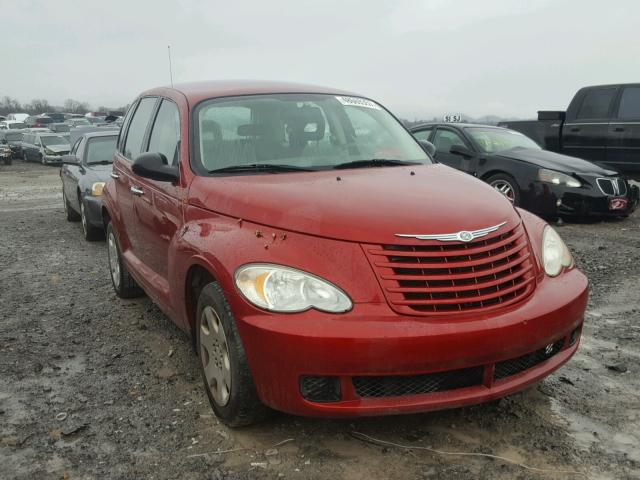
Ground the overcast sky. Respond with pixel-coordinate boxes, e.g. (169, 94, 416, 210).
(3, 0, 639, 119)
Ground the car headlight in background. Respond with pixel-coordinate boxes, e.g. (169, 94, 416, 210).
(541, 226, 574, 277)
(44, 148, 55, 155)
(90, 182, 105, 196)
(538, 169, 581, 188)
(235, 264, 352, 313)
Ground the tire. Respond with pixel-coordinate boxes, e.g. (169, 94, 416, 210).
(4, 158, 10, 166)
(63, 188, 80, 222)
(80, 197, 103, 241)
(22, 151, 28, 162)
(486, 173, 521, 206)
(39, 153, 44, 165)
(106, 221, 144, 298)
(196, 282, 269, 427)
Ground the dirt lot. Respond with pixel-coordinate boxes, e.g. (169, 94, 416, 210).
(1, 161, 639, 480)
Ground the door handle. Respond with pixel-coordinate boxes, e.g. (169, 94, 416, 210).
(570, 127, 581, 132)
(614, 127, 625, 132)
(130, 186, 144, 196)
(110, 172, 120, 179)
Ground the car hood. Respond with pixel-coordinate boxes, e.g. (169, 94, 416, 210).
(497, 148, 617, 175)
(188, 164, 521, 243)
(46, 145, 70, 154)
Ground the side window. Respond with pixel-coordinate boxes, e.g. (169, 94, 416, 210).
(576, 88, 616, 120)
(118, 102, 137, 152)
(122, 97, 157, 160)
(413, 128, 432, 141)
(147, 99, 180, 165)
(432, 129, 466, 154)
(617, 87, 640, 120)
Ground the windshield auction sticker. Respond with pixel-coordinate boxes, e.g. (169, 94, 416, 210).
(335, 96, 381, 110)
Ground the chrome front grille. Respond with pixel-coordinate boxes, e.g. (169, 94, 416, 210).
(596, 177, 627, 196)
(365, 222, 536, 316)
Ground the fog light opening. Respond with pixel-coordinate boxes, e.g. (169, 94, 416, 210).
(300, 376, 341, 403)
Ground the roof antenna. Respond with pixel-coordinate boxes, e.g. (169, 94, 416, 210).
(167, 45, 174, 87)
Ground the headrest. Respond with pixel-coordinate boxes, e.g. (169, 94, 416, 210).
(284, 106, 325, 141)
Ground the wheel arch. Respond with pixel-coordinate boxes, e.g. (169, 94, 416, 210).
(184, 261, 219, 347)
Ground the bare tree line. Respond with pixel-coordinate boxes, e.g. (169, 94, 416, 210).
(0, 96, 127, 116)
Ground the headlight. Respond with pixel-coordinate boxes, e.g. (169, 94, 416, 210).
(235, 264, 352, 313)
(44, 148, 55, 155)
(538, 169, 581, 188)
(91, 182, 105, 196)
(541, 226, 574, 277)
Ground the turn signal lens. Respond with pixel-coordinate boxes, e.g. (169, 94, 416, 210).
(541, 226, 574, 277)
(235, 264, 352, 313)
(91, 182, 105, 196)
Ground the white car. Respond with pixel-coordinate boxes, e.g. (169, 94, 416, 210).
(0, 120, 27, 130)
(6, 113, 29, 122)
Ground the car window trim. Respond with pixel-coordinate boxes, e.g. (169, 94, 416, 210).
(574, 86, 619, 122)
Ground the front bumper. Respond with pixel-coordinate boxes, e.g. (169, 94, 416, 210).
(237, 269, 588, 417)
(83, 195, 104, 229)
(525, 181, 638, 218)
(43, 155, 64, 165)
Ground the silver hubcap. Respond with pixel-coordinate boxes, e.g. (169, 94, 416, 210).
(200, 306, 231, 406)
(491, 180, 515, 202)
(81, 202, 87, 235)
(107, 232, 120, 289)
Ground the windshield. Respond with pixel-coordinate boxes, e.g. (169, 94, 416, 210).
(466, 127, 541, 153)
(86, 136, 117, 164)
(195, 94, 429, 173)
(41, 135, 69, 147)
(9, 122, 26, 129)
(5, 133, 23, 141)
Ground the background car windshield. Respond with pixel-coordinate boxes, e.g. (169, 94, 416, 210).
(196, 94, 429, 172)
(9, 122, 25, 129)
(41, 135, 68, 146)
(467, 127, 541, 153)
(5, 133, 22, 141)
(86, 136, 117, 164)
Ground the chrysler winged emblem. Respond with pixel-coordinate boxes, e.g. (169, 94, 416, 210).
(395, 221, 507, 242)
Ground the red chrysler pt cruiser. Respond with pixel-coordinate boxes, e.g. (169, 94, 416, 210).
(102, 81, 588, 426)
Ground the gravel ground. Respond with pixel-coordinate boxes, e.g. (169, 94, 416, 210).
(1, 161, 639, 480)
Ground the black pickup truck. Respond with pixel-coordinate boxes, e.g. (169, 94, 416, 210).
(499, 83, 640, 173)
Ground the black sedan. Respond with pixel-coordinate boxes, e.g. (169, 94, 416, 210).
(411, 123, 639, 218)
(60, 130, 118, 241)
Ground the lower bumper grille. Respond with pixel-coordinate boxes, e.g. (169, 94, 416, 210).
(493, 339, 564, 381)
(353, 366, 484, 398)
(300, 376, 341, 403)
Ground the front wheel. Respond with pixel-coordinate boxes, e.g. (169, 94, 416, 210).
(106, 221, 144, 298)
(196, 282, 269, 427)
(487, 173, 521, 206)
(63, 188, 80, 221)
(80, 198, 103, 241)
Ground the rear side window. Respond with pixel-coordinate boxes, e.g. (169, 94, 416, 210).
(123, 97, 157, 160)
(576, 88, 616, 120)
(147, 100, 180, 165)
(617, 87, 640, 120)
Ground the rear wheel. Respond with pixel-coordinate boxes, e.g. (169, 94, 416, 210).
(196, 282, 269, 427)
(106, 221, 144, 298)
(80, 198, 103, 241)
(487, 173, 520, 206)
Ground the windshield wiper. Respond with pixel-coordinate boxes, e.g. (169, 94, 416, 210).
(208, 164, 312, 174)
(333, 159, 421, 170)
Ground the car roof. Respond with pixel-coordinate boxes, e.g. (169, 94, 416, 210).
(140, 80, 358, 104)
(411, 122, 507, 130)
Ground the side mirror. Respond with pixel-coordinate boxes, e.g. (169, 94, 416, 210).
(61, 155, 79, 165)
(132, 152, 179, 182)
(418, 140, 436, 156)
(450, 144, 474, 158)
